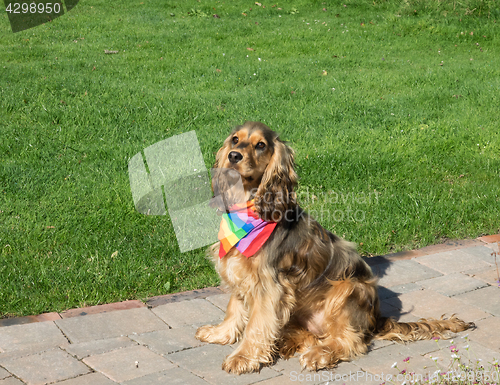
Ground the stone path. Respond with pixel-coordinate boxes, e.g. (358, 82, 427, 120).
(1, 235, 499, 385)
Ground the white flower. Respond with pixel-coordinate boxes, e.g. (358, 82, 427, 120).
(391, 362, 398, 368)
(451, 354, 459, 359)
(464, 345, 469, 350)
(258, 58, 261, 61)
(432, 357, 439, 362)
(461, 334, 469, 339)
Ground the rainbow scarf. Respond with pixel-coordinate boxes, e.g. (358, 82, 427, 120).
(218, 200, 277, 258)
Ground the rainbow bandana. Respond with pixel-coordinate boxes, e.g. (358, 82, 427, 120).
(218, 200, 277, 258)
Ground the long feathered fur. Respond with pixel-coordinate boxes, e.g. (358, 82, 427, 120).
(195, 121, 475, 374)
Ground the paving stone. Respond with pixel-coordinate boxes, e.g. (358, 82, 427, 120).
(152, 299, 225, 328)
(416, 273, 487, 297)
(63, 336, 137, 359)
(484, 242, 500, 252)
(429, 338, 500, 365)
(56, 308, 168, 344)
(167, 344, 279, 385)
(367, 339, 394, 351)
(466, 316, 500, 352)
(273, 357, 375, 385)
(83, 345, 175, 382)
(353, 343, 437, 379)
(0, 312, 61, 327)
(423, 340, 500, 381)
(60, 300, 145, 319)
(378, 283, 421, 300)
(146, 287, 224, 308)
(0, 368, 10, 380)
(0, 348, 89, 385)
(460, 246, 500, 264)
(466, 268, 500, 286)
(385, 289, 489, 321)
(121, 367, 210, 385)
(372, 260, 442, 287)
(54, 372, 116, 385)
(0, 378, 24, 385)
(206, 294, 231, 312)
(418, 239, 482, 255)
(0, 321, 68, 353)
(251, 373, 304, 385)
(380, 299, 420, 322)
(131, 326, 204, 355)
(462, 340, 500, 364)
(414, 250, 492, 274)
(454, 286, 500, 316)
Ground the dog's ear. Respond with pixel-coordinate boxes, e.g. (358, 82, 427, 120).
(255, 138, 297, 222)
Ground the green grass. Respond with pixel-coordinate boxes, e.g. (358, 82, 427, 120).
(1, 0, 499, 317)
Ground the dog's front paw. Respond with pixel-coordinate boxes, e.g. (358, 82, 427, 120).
(222, 352, 261, 374)
(279, 338, 299, 359)
(300, 346, 337, 371)
(195, 325, 217, 343)
(195, 324, 237, 345)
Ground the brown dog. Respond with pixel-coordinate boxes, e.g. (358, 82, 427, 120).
(195, 121, 474, 374)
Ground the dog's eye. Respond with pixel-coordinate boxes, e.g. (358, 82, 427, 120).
(232, 136, 239, 144)
(256, 142, 266, 150)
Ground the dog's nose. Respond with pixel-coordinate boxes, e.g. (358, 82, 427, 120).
(228, 151, 243, 164)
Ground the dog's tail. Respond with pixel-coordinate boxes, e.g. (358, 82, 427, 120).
(375, 314, 475, 342)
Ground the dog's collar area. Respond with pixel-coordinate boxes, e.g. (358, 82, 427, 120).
(218, 200, 277, 258)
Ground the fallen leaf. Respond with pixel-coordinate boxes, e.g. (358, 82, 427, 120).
(111, 251, 119, 258)
(92, 66, 96, 71)
(242, 12, 247, 16)
(247, 47, 254, 51)
(255, 2, 261, 6)
(46, 226, 55, 229)
(213, 14, 220, 18)
(216, 68, 222, 72)
(323, 8, 327, 11)
(104, 50, 119, 54)
(322, 70, 328, 76)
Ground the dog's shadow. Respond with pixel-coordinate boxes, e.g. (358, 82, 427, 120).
(363, 256, 413, 322)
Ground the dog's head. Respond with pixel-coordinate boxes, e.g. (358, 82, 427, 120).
(213, 121, 297, 221)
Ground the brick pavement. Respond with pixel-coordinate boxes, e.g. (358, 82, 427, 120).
(0, 237, 499, 385)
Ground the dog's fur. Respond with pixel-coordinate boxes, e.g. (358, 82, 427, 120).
(195, 121, 474, 374)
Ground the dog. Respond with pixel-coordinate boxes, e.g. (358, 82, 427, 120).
(195, 121, 474, 374)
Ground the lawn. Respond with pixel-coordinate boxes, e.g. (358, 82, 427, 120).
(0, 0, 499, 317)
